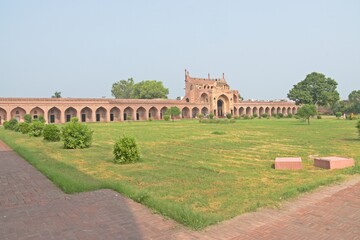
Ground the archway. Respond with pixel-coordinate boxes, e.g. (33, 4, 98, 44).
(217, 95, 230, 117)
(265, 107, 270, 115)
(136, 107, 147, 121)
(96, 107, 107, 122)
(253, 107, 258, 116)
(259, 107, 264, 116)
(148, 107, 159, 120)
(287, 107, 292, 115)
(0, 108, 7, 125)
(123, 107, 134, 121)
(65, 107, 77, 122)
(271, 107, 276, 116)
(233, 94, 238, 103)
(160, 107, 168, 119)
(182, 107, 190, 119)
(200, 93, 209, 103)
(277, 107, 282, 114)
(201, 107, 209, 116)
(239, 107, 245, 116)
(246, 107, 251, 116)
(48, 107, 61, 123)
(192, 107, 199, 118)
(80, 107, 93, 122)
(11, 107, 26, 122)
(282, 107, 287, 115)
(233, 107, 238, 116)
(110, 107, 121, 122)
(30, 107, 44, 120)
(292, 107, 297, 115)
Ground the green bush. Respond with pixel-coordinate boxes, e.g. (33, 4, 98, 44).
(335, 112, 342, 119)
(317, 115, 322, 119)
(18, 122, 31, 134)
(253, 114, 258, 118)
(243, 115, 250, 120)
(113, 136, 140, 164)
(43, 124, 61, 142)
(29, 121, 45, 137)
(24, 114, 32, 123)
(38, 115, 45, 123)
(287, 114, 293, 118)
(4, 119, 18, 130)
(261, 113, 268, 118)
(209, 113, 214, 119)
(277, 113, 284, 118)
(62, 118, 93, 149)
(197, 114, 204, 120)
(226, 113, 232, 119)
(357, 120, 360, 137)
(164, 115, 170, 121)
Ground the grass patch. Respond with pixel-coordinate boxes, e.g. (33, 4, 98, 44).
(0, 118, 359, 229)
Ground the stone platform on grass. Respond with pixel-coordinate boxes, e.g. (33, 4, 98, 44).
(314, 156, 355, 169)
(275, 157, 302, 170)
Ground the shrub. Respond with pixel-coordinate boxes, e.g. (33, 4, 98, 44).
(243, 115, 250, 120)
(62, 118, 93, 149)
(287, 114, 293, 118)
(113, 136, 140, 164)
(163, 115, 170, 121)
(335, 112, 342, 119)
(43, 124, 61, 142)
(18, 122, 31, 134)
(209, 113, 214, 119)
(24, 114, 32, 123)
(277, 113, 284, 118)
(261, 113, 268, 118)
(38, 115, 45, 123)
(317, 115, 322, 119)
(4, 119, 18, 130)
(29, 120, 45, 137)
(197, 114, 204, 120)
(253, 114, 258, 118)
(226, 113, 232, 119)
(357, 120, 360, 137)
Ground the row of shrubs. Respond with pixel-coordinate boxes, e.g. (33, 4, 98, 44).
(3, 117, 93, 149)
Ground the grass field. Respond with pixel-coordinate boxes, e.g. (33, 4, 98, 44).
(0, 118, 359, 229)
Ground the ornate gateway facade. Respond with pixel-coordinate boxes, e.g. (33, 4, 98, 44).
(0, 70, 297, 124)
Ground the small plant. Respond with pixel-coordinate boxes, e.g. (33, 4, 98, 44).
(197, 114, 204, 120)
(24, 114, 32, 123)
(317, 115, 322, 119)
(4, 119, 18, 130)
(209, 113, 214, 119)
(212, 131, 226, 135)
(43, 124, 61, 142)
(126, 115, 132, 121)
(38, 115, 45, 123)
(113, 136, 140, 164)
(163, 115, 170, 121)
(62, 117, 93, 149)
(287, 114, 293, 118)
(148, 118, 153, 122)
(261, 113, 268, 118)
(226, 113, 232, 119)
(253, 114, 258, 118)
(335, 112, 342, 119)
(243, 115, 250, 120)
(277, 113, 284, 118)
(18, 122, 31, 134)
(29, 120, 45, 137)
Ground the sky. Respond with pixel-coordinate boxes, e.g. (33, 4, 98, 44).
(1, 0, 359, 100)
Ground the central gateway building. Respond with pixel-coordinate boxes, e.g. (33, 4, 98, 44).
(0, 70, 297, 124)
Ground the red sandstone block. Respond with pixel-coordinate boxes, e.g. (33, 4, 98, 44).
(275, 157, 302, 170)
(314, 156, 355, 169)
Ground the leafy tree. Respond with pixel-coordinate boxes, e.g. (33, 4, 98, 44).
(165, 106, 181, 121)
(111, 78, 134, 99)
(288, 72, 340, 106)
(132, 80, 169, 99)
(335, 112, 342, 119)
(297, 104, 317, 125)
(24, 114, 32, 123)
(52, 91, 62, 98)
(331, 100, 348, 114)
(348, 90, 360, 114)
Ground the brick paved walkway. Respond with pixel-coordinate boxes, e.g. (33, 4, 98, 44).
(1, 140, 359, 239)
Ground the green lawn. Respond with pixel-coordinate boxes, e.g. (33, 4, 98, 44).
(0, 118, 359, 229)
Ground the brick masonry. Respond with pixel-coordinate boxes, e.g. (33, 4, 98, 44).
(314, 156, 355, 170)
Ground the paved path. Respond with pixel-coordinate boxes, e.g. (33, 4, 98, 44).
(0, 140, 359, 240)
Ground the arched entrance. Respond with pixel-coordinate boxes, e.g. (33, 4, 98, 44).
(0, 108, 7, 125)
(217, 95, 230, 117)
(48, 107, 61, 123)
(217, 100, 224, 117)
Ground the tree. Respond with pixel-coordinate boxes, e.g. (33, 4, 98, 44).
(331, 100, 348, 114)
(165, 106, 181, 121)
(132, 80, 169, 99)
(297, 104, 317, 125)
(288, 72, 340, 106)
(348, 90, 360, 114)
(111, 78, 134, 99)
(52, 91, 62, 98)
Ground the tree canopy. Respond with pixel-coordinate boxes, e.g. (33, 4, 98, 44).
(348, 90, 360, 113)
(52, 91, 62, 98)
(111, 78, 134, 99)
(165, 106, 181, 121)
(288, 72, 339, 106)
(297, 104, 317, 125)
(111, 79, 168, 99)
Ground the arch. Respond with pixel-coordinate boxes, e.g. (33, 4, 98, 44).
(185, 98, 190, 103)
(11, 107, 26, 122)
(233, 94, 238, 103)
(282, 107, 287, 115)
(80, 107, 93, 122)
(65, 107, 77, 122)
(217, 94, 230, 117)
(271, 107, 276, 116)
(292, 107, 297, 115)
(200, 93, 209, 103)
(201, 107, 209, 116)
(160, 107, 168, 119)
(110, 107, 121, 122)
(0, 107, 7, 125)
(233, 107, 238, 116)
(246, 107, 251, 116)
(239, 107, 245, 116)
(30, 107, 44, 120)
(123, 107, 134, 121)
(181, 107, 190, 119)
(136, 107, 147, 121)
(253, 107, 258, 116)
(48, 107, 61, 123)
(259, 107, 264, 116)
(192, 107, 199, 118)
(95, 107, 107, 122)
(265, 107, 270, 115)
(287, 107, 292, 115)
(276, 107, 282, 114)
(148, 107, 159, 120)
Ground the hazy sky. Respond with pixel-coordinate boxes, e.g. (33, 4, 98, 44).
(1, 1, 359, 100)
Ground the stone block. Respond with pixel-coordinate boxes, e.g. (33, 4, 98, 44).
(314, 156, 355, 169)
(275, 157, 302, 170)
